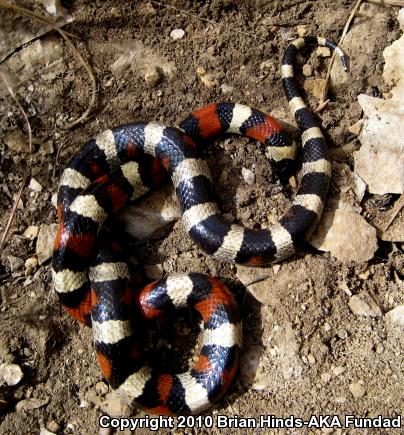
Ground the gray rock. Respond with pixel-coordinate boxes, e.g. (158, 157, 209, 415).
(7, 255, 24, 272)
(36, 224, 58, 264)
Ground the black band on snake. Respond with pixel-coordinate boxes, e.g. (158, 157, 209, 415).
(52, 36, 348, 415)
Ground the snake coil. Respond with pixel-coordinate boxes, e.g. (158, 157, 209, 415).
(52, 36, 347, 415)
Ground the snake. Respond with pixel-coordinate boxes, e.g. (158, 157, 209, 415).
(52, 36, 347, 415)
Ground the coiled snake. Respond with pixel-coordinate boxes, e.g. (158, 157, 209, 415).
(52, 36, 347, 415)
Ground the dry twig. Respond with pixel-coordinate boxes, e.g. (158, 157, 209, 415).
(0, 1, 97, 129)
(0, 1, 78, 39)
(315, 0, 363, 112)
(0, 72, 32, 255)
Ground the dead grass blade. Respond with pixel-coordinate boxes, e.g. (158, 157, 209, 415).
(315, 0, 363, 112)
(0, 1, 97, 129)
(0, 72, 32, 255)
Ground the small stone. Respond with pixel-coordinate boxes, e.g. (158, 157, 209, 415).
(348, 294, 382, 317)
(40, 429, 56, 435)
(385, 305, 404, 327)
(7, 255, 24, 272)
(321, 372, 332, 383)
(144, 67, 161, 88)
(47, 420, 61, 433)
(358, 270, 370, 280)
(144, 264, 163, 280)
(349, 382, 366, 398)
(316, 46, 331, 57)
(0, 363, 23, 386)
(170, 28, 185, 40)
(297, 25, 308, 37)
(24, 257, 38, 275)
(16, 397, 49, 411)
(66, 423, 75, 433)
(348, 120, 363, 136)
(310, 209, 378, 263)
(36, 223, 58, 264)
(272, 264, 281, 275)
(29, 178, 43, 192)
(242, 167, 255, 185)
(95, 381, 109, 396)
(302, 64, 313, 77)
(4, 128, 30, 153)
(337, 329, 348, 339)
(289, 175, 297, 189)
(332, 366, 345, 376)
(375, 343, 384, 354)
(23, 225, 39, 240)
(220, 84, 234, 94)
(324, 322, 332, 331)
(307, 354, 316, 365)
(199, 73, 217, 89)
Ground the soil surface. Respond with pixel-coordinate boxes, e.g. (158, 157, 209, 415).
(0, 1, 403, 434)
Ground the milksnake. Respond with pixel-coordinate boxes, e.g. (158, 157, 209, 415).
(52, 36, 347, 415)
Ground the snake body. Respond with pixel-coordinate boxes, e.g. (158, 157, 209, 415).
(52, 36, 347, 415)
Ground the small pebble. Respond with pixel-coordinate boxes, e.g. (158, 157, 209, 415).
(332, 366, 345, 376)
(385, 305, 404, 326)
(337, 329, 348, 339)
(66, 423, 76, 433)
(348, 294, 382, 317)
(29, 178, 43, 192)
(302, 64, 313, 76)
(242, 167, 255, 185)
(0, 363, 23, 386)
(47, 420, 61, 433)
(321, 372, 332, 383)
(220, 84, 234, 94)
(307, 354, 316, 365)
(144, 67, 161, 88)
(25, 257, 38, 275)
(316, 46, 331, 57)
(170, 29, 185, 40)
(375, 343, 384, 354)
(7, 255, 24, 272)
(36, 224, 58, 264)
(349, 382, 366, 398)
(23, 225, 39, 240)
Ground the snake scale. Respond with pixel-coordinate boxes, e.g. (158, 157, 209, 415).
(52, 36, 347, 415)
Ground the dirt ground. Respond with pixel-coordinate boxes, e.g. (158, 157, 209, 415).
(0, 1, 403, 434)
